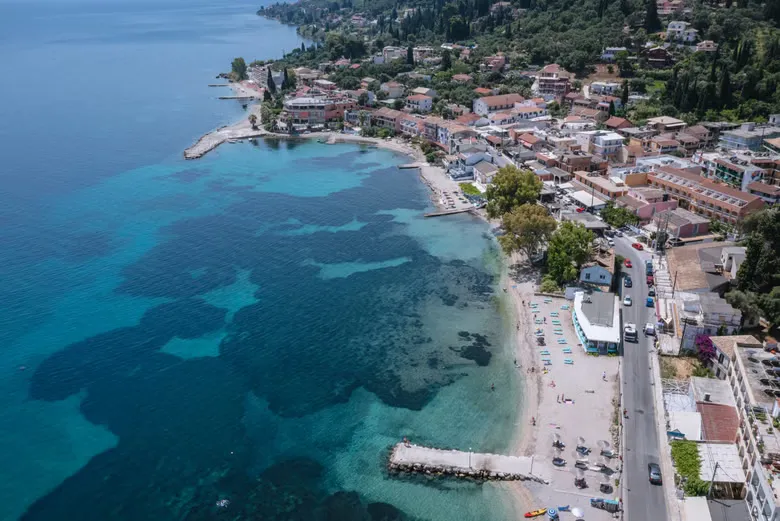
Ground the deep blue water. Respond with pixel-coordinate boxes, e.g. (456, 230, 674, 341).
(0, 1, 519, 520)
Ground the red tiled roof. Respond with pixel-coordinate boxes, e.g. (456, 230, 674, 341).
(457, 113, 481, 124)
(474, 87, 493, 95)
(747, 181, 780, 195)
(485, 135, 502, 144)
(605, 116, 632, 128)
(519, 133, 540, 144)
(479, 93, 524, 107)
(696, 403, 739, 443)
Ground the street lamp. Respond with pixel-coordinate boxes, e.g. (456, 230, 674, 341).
(469, 447, 472, 469)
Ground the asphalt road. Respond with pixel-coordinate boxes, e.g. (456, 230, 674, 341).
(613, 236, 668, 521)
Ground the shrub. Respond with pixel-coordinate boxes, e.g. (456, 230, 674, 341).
(670, 440, 709, 496)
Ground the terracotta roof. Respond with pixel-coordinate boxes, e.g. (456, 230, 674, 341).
(452, 74, 473, 82)
(518, 133, 540, 144)
(373, 107, 404, 119)
(652, 137, 680, 146)
(604, 116, 632, 128)
(474, 87, 493, 95)
(457, 113, 481, 124)
(709, 335, 762, 357)
(696, 403, 739, 443)
(540, 63, 570, 77)
(514, 106, 543, 113)
(485, 135, 502, 145)
(747, 181, 780, 195)
(479, 93, 524, 107)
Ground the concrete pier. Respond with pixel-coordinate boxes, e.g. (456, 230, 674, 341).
(387, 443, 549, 483)
(423, 208, 474, 218)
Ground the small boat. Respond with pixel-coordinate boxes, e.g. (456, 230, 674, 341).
(524, 508, 547, 518)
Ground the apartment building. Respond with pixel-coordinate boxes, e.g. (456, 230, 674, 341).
(572, 171, 630, 198)
(617, 187, 677, 221)
(720, 123, 780, 151)
(472, 93, 524, 116)
(379, 81, 405, 99)
(728, 345, 780, 521)
(694, 152, 766, 191)
(666, 21, 698, 42)
(536, 64, 571, 100)
(575, 130, 625, 158)
(747, 182, 780, 205)
(590, 81, 622, 95)
(372, 107, 404, 132)
(405, 94, 433, 113)
(648, 166, 765, 223)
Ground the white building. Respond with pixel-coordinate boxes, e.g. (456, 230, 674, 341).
(472, 93, 525, 116)
(574, 130, 625, 158)
(405, 94, 433, 113)
(590, 81, 622, 95)
(382, 46, 406, 62)
(675, 292, 742, 351)
(380, 81, 405, 99)
(601, 47, 627, 61)
(473, 160, 499, 191)
(666, 21, 698, 43)
(572, 291, 621, 355)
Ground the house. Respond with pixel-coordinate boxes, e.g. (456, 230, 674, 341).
(536, 64, 571, 100)
(617, 187, 677, 221)
(360, 77, 377, 89)
(707, 335, 762, 380)
(601, 47, 628, 62)
(382, 46, 406, 62)
(380, 81, 405, 98)
(473, 161, 500, 190)
(590, 81, 622, 95)
(517, 132, 543, 151)
(444, 143, 493, 179)
(488, 112, 515, 125)
(657, 0, 685, 15)
(411, 87, 437, 98)
(570, 106, 608, 123)
(673, 292, 742, 350)
(747, 181, 780, 205)
(650, 136, 681, 154)
(482, 53, 507, 72)
(685, 125, 713, 148)
(645, 46, 673, 68)
(473, 87, 494, 97)
(399, 114, 423, 137)
(572, 170, 630, 198)
(334, 58, 351, 68)
(372, 107, 404, 132)
(653, 207, 709, 238)
(452, 74, 473, 83)
(696, 40, 718, 53)
(604, 116, 633, 130)
(405, 94, 433, 113)
(511, 105, 547, 120)
(579, 248, 615, 288)
(666, 21, 698, 43)
(456, 113, 484, 126)
(472, 93, 525, 116)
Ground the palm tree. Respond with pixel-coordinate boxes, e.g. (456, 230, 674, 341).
(248, 113, 258, 130)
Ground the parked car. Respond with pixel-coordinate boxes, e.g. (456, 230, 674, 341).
(607, 238, 615, 246)
(624, 259, 632, 268)
(648, 463, 662, 485)
(644, 323, 656, 336)
(646, 297, 654, 307)
(646, 275, 654, 285)
(576, 207, 585, 213)
(632, 242, 644, 250)
(624, 276, 632, 288)
(648, 287, 655, 297)
(623, 296, 632, 306)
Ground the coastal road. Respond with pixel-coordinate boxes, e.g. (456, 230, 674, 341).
(613, 237, 668, 521)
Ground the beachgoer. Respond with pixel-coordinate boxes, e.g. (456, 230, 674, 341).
(490, 383, 495, 391)
(602, 371, 607, 381)
(514, 358, 517, 366)
(543, 317, 547, 324)
(531, 417, 536, 426)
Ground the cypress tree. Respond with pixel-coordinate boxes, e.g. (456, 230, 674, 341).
(301, 42, 306, 53)
(608, 100, 616, 116)
(407, 45, 414, 64)
(718, 69, 732, 108)
(267, 68, 276, 94)
(645, 0, 661, 32)
(621, 80, 629, 106)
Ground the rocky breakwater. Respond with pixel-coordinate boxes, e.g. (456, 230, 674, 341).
(386, 443, 548, 484)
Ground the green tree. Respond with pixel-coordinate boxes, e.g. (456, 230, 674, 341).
(621, 80, 630, 106)
(645, 0, 661, 32)
(726, 290, 761, 327)
(358, 92, 369, 106)
(738, 208, 780, 295)
(546, 222, 594, 284)
(267, 68, 276, 94)
(441, 49, 452, 71)
(600, 201, 639, 228)
(231, 57, 248, 81)
(393, 99, 405, 110)
(498, 204, 558, 259)
(407, 45, 414, 65)
(608, 100, 616, 116)
(248, 113, 258, 129)
(485, 166, 544, 218)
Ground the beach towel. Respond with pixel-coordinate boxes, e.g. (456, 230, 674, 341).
(554, 328, 563, 332)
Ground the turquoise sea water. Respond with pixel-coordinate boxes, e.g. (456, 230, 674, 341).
(0, 1, 520, 520)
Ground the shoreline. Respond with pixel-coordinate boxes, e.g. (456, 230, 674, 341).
(186, 103, 539, 515)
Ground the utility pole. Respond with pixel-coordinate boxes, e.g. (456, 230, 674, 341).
(707, 461, 720, 498)
(672, 270, 678, 298)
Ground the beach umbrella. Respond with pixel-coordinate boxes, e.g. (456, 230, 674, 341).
(577, 436, 586, 447)
(552, 433, 561, 442)
(575, 469, 586, 479)
(597, 440, 611, 450)
(571, 506, 584, 519)
(547, 508, 558, 519)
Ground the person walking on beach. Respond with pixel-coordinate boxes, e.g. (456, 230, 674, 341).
(602, 371, 607, 381)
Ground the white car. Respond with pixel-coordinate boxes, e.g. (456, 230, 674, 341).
(607, 238, 615, 246)
(623, 296, 632, 306)
(644, 323, 656, 336)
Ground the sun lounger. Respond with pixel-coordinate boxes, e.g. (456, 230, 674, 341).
(564, 359, 574, 365)
(532, 310, 540, 314)
(554, 331, 563, 335)
(561, 305, 570, 310)
(543, 359, 552, 365)
(562, 348, 573, 354)
(550, 312, 559, 316)
(557, 339, 567, 344)
(554, 328, 563, 332)
(540, 350, 550, 355)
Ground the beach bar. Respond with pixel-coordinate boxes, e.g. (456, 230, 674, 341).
(572, 291, 621, 354)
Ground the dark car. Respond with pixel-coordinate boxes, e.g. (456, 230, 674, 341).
(648, 463, 662, 485)
(624, 276, 633, 288)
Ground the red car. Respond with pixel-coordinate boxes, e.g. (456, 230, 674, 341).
(647, 275, 654, 285)
(576, 207, 585, 213)
(632, 242, 644, 250)
(624, 259, 632, 268)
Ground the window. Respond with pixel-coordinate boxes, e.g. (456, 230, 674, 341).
(585, 273, 591, 280)
(718, 353, 725, 364)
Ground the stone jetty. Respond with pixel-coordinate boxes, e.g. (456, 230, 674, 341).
(387, 443, 549, 484)
(184, 106, 266, 159)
